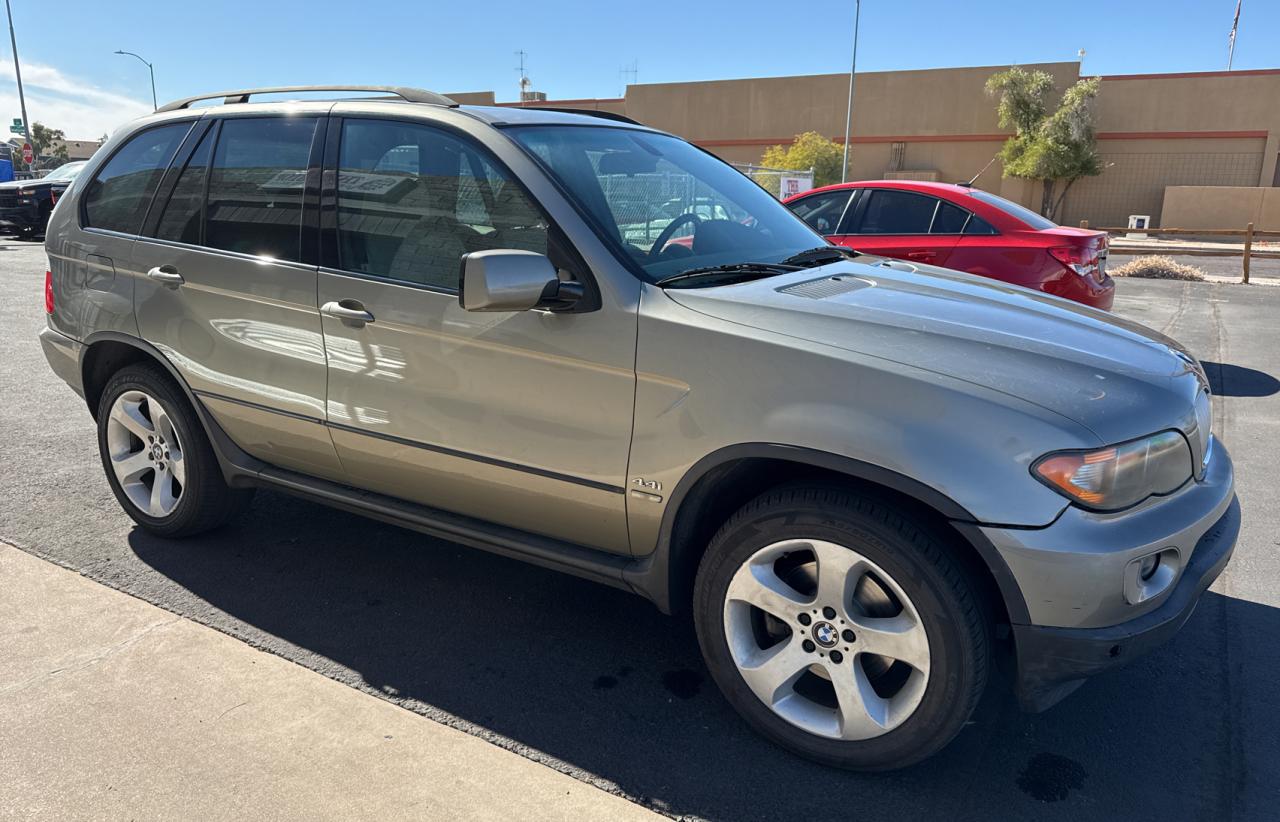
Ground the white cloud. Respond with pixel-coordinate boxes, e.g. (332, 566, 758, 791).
(0, 61, 151, 139)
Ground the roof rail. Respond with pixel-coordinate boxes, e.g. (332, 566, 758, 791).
(156, 85, 458, 113)
(532, 107, 642, 126)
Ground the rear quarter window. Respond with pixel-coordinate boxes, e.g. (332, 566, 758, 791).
(82, 123, 193, 235)
(968, 189, 1056, 230)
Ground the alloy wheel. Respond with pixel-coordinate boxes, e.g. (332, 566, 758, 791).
(105, 390, 185, 518)
(722, 538, 931, 740)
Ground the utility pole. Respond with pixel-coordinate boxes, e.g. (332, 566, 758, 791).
(1227, 0, 1242, 70)
(839, 0, 860, 181)
(114, 50, 157, 111)
(4, 0, 34, 170)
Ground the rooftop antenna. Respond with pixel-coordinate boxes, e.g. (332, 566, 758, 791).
(962, 153, 999, 187)
(515, 50, 530, 105)
(619, 60, 638, 97)
(1077, 47, 1086, 74)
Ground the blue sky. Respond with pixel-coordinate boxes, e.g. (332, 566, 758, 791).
(3, 0, 1274, 138)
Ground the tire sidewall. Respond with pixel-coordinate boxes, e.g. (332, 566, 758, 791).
(96, 366, 207, 535)
(694, 494, 984, 770)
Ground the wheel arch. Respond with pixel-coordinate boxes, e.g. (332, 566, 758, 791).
(79, 332, 261, 485)
(623, 444, 1031, 626)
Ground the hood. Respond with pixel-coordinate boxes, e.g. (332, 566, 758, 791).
(664, 257, 1209, 453)
(0, 179, 49, 191)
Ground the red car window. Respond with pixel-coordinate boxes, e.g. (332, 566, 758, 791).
(857, 190, 937, 234)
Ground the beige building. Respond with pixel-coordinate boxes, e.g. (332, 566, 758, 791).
(452, 62, 1280, 228)
(54, 139, 104, 161)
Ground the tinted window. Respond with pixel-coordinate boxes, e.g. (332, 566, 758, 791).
(155, 129, 213, 244)
(205, 117, 317, 261)
(83, 123, 191, 234)
(789, 190, 852, 235)
(968, 189, 1057, 230)
(964, 214, 999, 235)
(336, 119, 547, 290)
(931, 201, 970, 234)
(856, 190, 937, 235)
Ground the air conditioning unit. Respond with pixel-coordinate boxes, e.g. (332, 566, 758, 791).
(1126, 215, 1151, 240)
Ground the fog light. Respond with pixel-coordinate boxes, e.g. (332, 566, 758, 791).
(1124, 548, 1180, 605)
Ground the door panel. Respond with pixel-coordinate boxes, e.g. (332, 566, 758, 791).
(319, 274, 634, 553)
(134, 114, 343, 479)
(317, 117, 634, 554)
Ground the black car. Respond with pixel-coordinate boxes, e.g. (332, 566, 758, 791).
(0, 161, 86, 238)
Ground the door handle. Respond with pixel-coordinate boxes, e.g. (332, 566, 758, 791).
(905, 250, 936, 262)
(321, 300, 375, 327)
(146, 265, 184, 287)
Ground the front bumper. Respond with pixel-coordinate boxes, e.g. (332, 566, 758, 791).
(1011, 496, 1238, 710)
(983, 438, 1238, 710)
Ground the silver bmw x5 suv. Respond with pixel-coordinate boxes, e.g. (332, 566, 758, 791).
(39, 85, 1238, 770)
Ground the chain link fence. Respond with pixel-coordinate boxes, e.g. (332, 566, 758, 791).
(598, 171, 749, 248)
(732, 163, 816, 200)
(590, 163, 816, 252)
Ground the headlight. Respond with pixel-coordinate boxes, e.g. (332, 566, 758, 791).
(1032, 430, 1193, 511)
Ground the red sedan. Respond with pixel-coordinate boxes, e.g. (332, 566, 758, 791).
(784, 180, 1115, 310)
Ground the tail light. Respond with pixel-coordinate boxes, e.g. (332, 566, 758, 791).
(49, 188, 59, 207)
(1049, 245, 1103, 283)
(44, 270, 54, 314)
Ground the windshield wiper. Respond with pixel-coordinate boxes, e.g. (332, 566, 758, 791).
(655, 262, 801, 288)
(780, 245, 861, 267)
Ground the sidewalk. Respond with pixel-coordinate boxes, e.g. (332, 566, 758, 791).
(0, 543, 660, 822)
(1107, 234, 1280, 256)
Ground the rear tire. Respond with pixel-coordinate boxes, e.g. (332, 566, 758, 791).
(96, 363, 253, 537)
(693, 484, 988, 771)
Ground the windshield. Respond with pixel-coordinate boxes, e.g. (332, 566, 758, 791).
(508, 126, 823, 283)
(968, 189, 1057, 230)
(42, 162, 86, 182)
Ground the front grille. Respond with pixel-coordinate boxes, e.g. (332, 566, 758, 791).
(0, 194, 18, 209)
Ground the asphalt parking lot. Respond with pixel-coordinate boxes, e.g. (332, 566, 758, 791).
(2, 241, 1278, 821)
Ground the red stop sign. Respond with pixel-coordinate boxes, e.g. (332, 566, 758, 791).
(21, 143, 33, 164)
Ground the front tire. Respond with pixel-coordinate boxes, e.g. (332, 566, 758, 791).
(97, 363, 252, 537)
(693, 485, 988, 771)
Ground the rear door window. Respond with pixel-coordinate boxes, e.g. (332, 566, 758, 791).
(82, 123, 192, 235)
(205, 117, 318, 261)
(854, 190, 937, 235)
(154, 129, 214, 245)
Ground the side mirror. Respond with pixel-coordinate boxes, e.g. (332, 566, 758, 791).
(459, 250, 584, 312)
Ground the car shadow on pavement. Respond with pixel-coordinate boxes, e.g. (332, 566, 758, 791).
(129, 491, 1276, 821)
(1200, 360, 1280, 398)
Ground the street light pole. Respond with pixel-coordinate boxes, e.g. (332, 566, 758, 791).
(4, 0, 34, 169)
(114, 50, 157, 110)
(839, 0, 860, 181)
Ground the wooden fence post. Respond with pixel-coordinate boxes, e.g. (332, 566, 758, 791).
(1243, 222, 1253, 284)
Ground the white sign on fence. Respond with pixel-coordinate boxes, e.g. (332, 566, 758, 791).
(778, 175, 813, 200)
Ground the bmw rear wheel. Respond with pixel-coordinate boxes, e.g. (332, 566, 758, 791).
(694, 485, 988, 770)
(97, 362, 252, 537)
